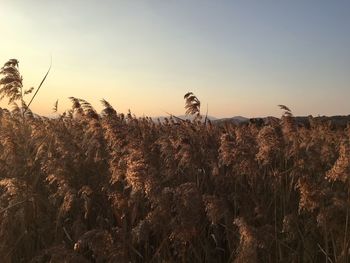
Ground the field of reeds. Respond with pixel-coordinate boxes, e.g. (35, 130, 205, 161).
(1, 59, 350, 262)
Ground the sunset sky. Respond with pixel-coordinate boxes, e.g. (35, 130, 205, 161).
(1, 0, 350, 117)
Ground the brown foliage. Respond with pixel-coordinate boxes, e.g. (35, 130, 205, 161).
(0, 60, 350, 262)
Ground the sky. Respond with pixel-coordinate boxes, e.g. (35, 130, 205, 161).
(1, 0, 350, 118)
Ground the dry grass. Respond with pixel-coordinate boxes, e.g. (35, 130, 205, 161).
(1, 59, 350, 262)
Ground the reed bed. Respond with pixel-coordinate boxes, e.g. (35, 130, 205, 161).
(1, 60, 350, 262)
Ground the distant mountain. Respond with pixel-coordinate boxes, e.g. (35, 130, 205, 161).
(152, 115, 218, 122)
(212, 116, 249, 124)
(152, 114, 350, 127)
(215, 115, 350, 126)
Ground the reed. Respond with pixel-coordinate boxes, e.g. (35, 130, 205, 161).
(0, 59, 349, 262)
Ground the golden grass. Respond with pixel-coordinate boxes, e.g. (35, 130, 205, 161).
(0, 59, 350, 262)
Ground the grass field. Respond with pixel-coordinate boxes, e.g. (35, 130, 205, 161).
(1, 60, 350, 262)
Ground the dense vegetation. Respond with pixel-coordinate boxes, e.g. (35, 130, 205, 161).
(1, 60, 350, 262)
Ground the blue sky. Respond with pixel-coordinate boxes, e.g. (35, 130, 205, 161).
(1, 0, 350, 117)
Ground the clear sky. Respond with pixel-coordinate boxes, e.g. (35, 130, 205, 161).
(1, 0, 350, 117)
